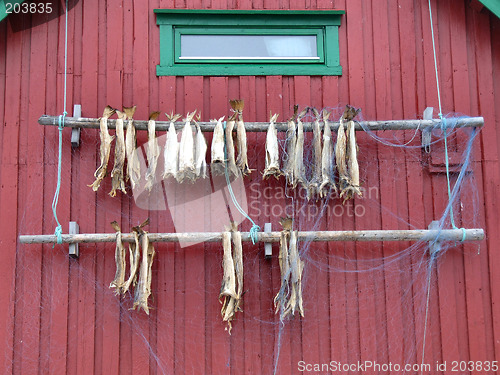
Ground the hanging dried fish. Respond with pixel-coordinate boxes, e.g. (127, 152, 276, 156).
(122, 218, 149, 295)
(337, 105, 362, 201)
(231, 99, 251, 176)
(109, 221, 126, 295)
(308, 108, 323, 200)
(109, 111, 127, 197)
(274, 217, 292, 317)
(283, 105, 298, 187)
(335, 115, 349, 194)
(231, 222, 244, 312)
(284, 229, 304, 317)
(220, 230, 238, 333)
(318, 110, 336, 198)
(263, 113, 281, 180)
(163, 113, 181, 180)
(122, 228, 140, 295)
(194, 122, 208, 179)
(144, 111, 161, 192)
(124, 106, 140, 190)
(211, 116, 226, 176)
(342, 119, 363, 200)
(293, 108, 309, 191)
(225, 112, 240, 178)
(177, 110, 197, 183)
(89, 105, 116, 191)
(133, 222, 155, 315)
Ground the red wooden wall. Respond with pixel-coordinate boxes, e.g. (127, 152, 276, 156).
(1, 0, 500, 374)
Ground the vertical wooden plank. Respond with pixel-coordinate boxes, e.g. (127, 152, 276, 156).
(474, 9, 500, 368)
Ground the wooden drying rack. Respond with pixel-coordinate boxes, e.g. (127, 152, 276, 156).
(18, 107, 485, 258)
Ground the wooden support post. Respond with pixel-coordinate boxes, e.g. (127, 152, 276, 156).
(422, 107, 433, 152)
(71, 104, 81, 148)
(68, 221, 79, 258)
(18, 228, 485, 245)
(264, 222, 272, 258)
(38, 115, 485, 133)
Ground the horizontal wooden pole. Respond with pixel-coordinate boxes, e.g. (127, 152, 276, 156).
(38, 115, 484, 132)
(19, 228, 484, 245)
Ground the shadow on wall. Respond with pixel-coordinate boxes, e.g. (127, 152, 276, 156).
(4, 0, 81, 32)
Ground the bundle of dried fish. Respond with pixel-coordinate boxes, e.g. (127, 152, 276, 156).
(341, 119, 363, 200)
(109, 221, 126, 295)
(262, 113, 282, 180)
(225, 112, 240, 178)
(337, 106, 362, 201)
(274, 217, 292, 318)
(109, 111, 127, 197)
(194, 122, 208, 179)
(163, 113, 181, 180)
(282, 105, 298, 187)
(133, 221, 155, 315)
(308, 108, 323, 200)
(177, 111, 197, 183)
(89, 106, 116, 191)
(293, 108, 309, 191)
(144, 112, 161, 192)
(284, 229, 304, 317)
(211, 116, 226, 176)
(232, 99, 251, 176)
(124, 106, 140, 190)
(318, 110, 336, 198)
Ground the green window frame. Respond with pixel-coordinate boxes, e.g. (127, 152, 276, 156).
(154, 9, 344, 76)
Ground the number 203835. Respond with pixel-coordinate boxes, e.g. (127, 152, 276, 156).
(6, 2, 52, 14)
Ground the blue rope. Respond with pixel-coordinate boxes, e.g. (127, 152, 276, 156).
(52, 0, 69, 245)
(223, 121, 260, 244)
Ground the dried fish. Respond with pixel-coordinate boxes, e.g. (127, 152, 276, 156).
(283, 105, 298, 187)
(341, 120, 363, 200)
(335, 116, 349, 194)
(89, 106, 116, 191)
(124, 106, 140, 190)
(211, 116, 226, 176)
(231, 100, 251, 176)
(231, 222, 244, 312)
(177, 111, 197, 183)
(225, 114, 240, 178)
(122, 218, 149, 295)
(308, 108, 323, 200)
(144, 111, 161, 192)
(337, 106, 362, 201)
(163, 113, 181, 180)
(318, 110, 336, 198)
(122, 228, 140, 295)
(109, 221, 126, 295)
(220, 230, 238, 333)
(293, 109, 309, 191)
(109, 111, 127, 197)
(284, 229, 304, 318)
(262, 113, 282, 180)
(194, 122, 208, 179)
(133, 223, 155, 315)
(274, 217, 292, 317)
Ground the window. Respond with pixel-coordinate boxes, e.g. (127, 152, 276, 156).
(154, 9, 344, 76)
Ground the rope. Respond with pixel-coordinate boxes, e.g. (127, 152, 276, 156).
(223, 121, 260, 244)
(52, 0, 69, 245)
